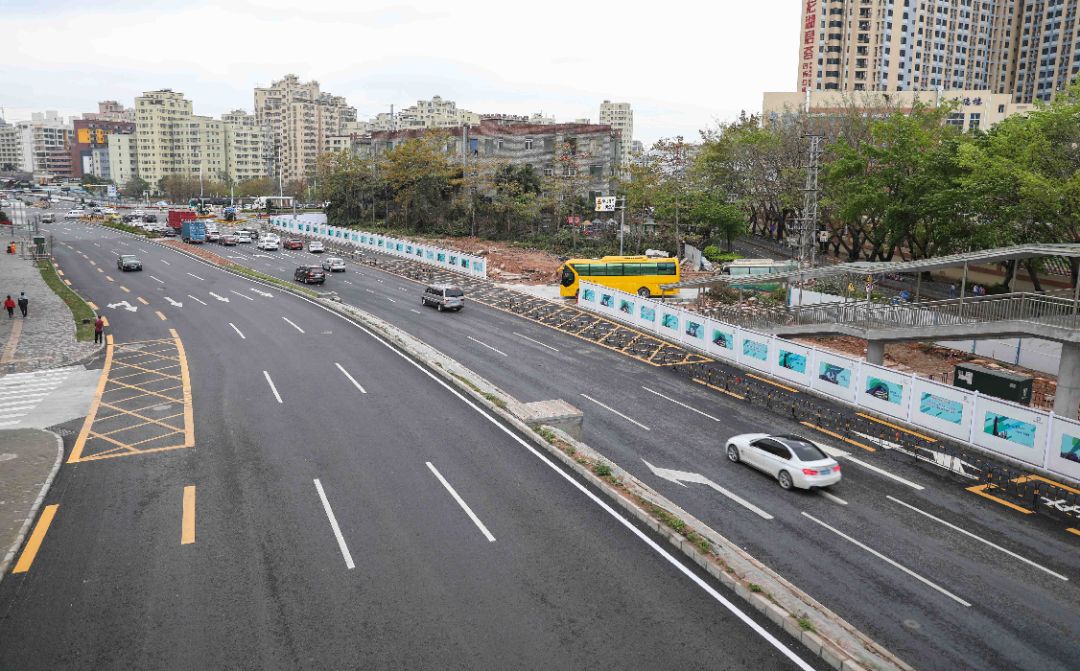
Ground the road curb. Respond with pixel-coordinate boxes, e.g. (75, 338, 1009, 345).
(0, 430, 64, 586)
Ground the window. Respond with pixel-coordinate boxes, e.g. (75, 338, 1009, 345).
(524, 138, 533, 150)
(590, 164, 602, 177)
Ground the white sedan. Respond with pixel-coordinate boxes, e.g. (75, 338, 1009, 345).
(725, 433, 841, 490)
(308, 241, 324, 253)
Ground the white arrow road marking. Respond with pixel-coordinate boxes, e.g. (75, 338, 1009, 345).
(149, 275, 165, 284)
(187, 294, 208, 306)
(229, 290, 254, 301)
(250, 288, 273, 298)
(801, 511, 971, 607)
(164, 297, 183, 307)
(208, 292, 229, 302)
(642, 459, 774, 520)
(282, 317, 305, 333)
(106, 301, 137, 312)
(187, 272, 205, 281)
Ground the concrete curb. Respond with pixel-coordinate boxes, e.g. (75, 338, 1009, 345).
(127, 227, 911, 670)
(0, 430, 64, 586)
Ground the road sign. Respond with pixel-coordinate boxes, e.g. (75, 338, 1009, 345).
(595, 196, 617, 212)
(107, 185, 117, 198)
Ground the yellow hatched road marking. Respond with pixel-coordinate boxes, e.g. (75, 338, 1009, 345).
(105, 275, 114, 282)
(182, 486, 196, 544)
(857, 413, 938, 442)
(966, 483, 1035, 515)
(136, 297, 149, 305)
(12, 504, 59, 573)
(799, 421, 876, 452)
(1066, 528, 1080, 537)
(56, 269, 64, 277)
(747, 373, 800, 394)
(87, 301, 98, 310)
(101, 316, 109, 327)
(119, 286, 130, 293)
(63, 279, 72, 286)
(156, 310, 167, 321)
(693, 377, 746, 400)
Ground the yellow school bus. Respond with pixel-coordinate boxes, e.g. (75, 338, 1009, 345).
(558, 255, 680, 298)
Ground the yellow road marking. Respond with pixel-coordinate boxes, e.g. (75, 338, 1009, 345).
(97, 267, 103, 273)
(692, 377, 746, 400)
(56, 269, 64, 277)
(119, 286, 130, 293)
(136, 297, 149, 305)
(1015, 474, 1080, 496)
(156, 310, 167, 321)
(0, 319, 23, 364)
(105, 275, 114, 282)
(63, 279, 72, 286)
(87, 301, 98, 310)
(1067, 528, 1080, 538)
(747, 373, 799, 394)
(101, 316, 109, 327)
(857, 413, 937, 442)
(12, 504, 59, 573)
(965, 484, 1034, 515)
(89, 260, 96, 266)
(172, 329, 195, 447)
(799, 421, 876, 452)
(182, 486, 196, 544)
(69, 335, 114, 463)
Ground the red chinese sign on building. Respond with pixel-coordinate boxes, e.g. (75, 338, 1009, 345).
(800, 0, 818, 92)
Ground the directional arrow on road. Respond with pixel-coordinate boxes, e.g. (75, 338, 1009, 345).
(642, 459, 774, 520)
(249, 288, 273, 298)
(164, 297, 183, 308)
(208, 292, 230, 303)
(106, 301, 138, 312)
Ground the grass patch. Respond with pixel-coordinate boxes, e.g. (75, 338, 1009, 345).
(37, 260, 95, 341)
(796, 615, 815, 632)
(225, 263, 318, 298)
(533, 426, 558, 444)
(749, 583, 763, 593)
(102, 220, 160, 238)
(593, 461, 612, 477)
(638, 498, 688, 535)
(483, 392, 507, 409)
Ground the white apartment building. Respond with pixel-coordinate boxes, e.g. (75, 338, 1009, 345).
(107, 133, 139, 187)
(599, 101, 633, 169)
(254, 74, 356, 183)
(135, 90, 227, 189)
(0, 120, 33, 173)
(221, 110, 271, 183)
(396, 96, 480, 130)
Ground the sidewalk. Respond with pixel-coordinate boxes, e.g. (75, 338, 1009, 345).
(0, 250, 99, 373)
(0, 429, 63, 581)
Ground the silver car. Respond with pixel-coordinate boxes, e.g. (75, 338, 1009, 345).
(321, 257, 346, 272)
(421, 284, 465, 312)
(725, 433, 841, 490)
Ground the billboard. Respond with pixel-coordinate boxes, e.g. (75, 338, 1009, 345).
(858, 363, 911, 420)
(970, 395, 1049, 466)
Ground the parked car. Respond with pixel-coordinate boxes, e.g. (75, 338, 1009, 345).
(321, 257, 345, 272)
(221, 234, 237, 246)
(421, 284, 465, 312)
(116, 254, 143, 272)
(284, 239, 304, 250)
(725, 434, 841, 490)
(308, 241, 324, 253)
(294, 266, 326, 285)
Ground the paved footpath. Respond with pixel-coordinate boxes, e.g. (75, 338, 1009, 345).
(0, 247, 102, 583)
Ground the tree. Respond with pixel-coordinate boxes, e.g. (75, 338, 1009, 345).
(688, 191, 747, 252)
(235, 177, 274, 198)
(120, 176, 150, 199)
(382, 132, 458, 232)
(317, 151, 376, 225)
(81, 174, 112, 186)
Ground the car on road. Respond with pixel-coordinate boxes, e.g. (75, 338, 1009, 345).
(421, 284, 465, 312)
(235, 231, 252, 244)
(206, 230, 221, 242)
(162, 227, 177, 237)
(257, 236, 280, 251)
(221, 234, 237, 246)
(143, 214, 158, 223)
(133, 209, 145, 217)
(294, 265, 326, 284)
(102, 207, 117, 215)
(284, 239, 304, 250)
(321, 257, 345, 272)
(308, 241, 324, 253)
(41, 213, 55, 223)
(65, 209, 85, 219)
(116, 254, 143, 272)
(725, 433, 841, 490)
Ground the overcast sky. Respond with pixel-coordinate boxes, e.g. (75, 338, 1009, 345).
(2, 0, 798, 144)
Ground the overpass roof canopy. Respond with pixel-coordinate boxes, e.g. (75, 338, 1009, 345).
(668, 243, 1080, 289)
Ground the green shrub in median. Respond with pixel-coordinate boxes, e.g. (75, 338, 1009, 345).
(37, 260, 95, 341)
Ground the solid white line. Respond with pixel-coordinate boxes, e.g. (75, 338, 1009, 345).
(186, 294, 208, 306)
(385, 297, 397, 303)
(426, 462, 496, 543)
(0, 380, 62, 391)
(263, 370, 282, 403)
(229, 323, 246, 339)
(0, 403, 36, 412)
(149, 275, 165, 284)
(365, 288, 375, 293)
(466, 335, 507, 357)
(818, 490, 848, 506)
(334, 362, 367, 393)
(513, 332, 559, 352)
(580, 393, 650, 430)
(160, 259, 170, 265)
(801, 511, 972, 607)
(841, 454, 924, 490)
(230, 290, 254, 301)
(186, 272, 204, 281)
(0, 390, 49, 400)
(886, 495, 1068, 581)
(641, 386, 720, 422)
(410, 309, 422, 314)
(313, 479, 356, 569)
(282, 317, 305, 333)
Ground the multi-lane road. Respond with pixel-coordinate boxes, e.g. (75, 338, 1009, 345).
(0, 221, 825, 670)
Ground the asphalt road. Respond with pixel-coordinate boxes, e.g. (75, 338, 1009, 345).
(211, 227, 1080, 671)
(0, 221, 823, 670)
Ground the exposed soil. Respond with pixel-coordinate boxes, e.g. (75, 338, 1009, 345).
(423, 236, 564, 284)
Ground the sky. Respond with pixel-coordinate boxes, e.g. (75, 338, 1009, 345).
(1, 0, 799, 145)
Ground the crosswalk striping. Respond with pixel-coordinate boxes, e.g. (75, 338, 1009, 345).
(0, 366, 78, 426)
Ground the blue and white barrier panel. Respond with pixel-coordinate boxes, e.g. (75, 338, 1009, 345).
(271, 215, 487, 279)
(576, 281, 1080, 482)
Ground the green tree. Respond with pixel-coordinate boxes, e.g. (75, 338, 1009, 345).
(688, 191, 747, 252)
(235, 177, 274, 198)
(317, 151, 376, 225)
(120, 176, 150, 199)
(382, 132, 458, 232)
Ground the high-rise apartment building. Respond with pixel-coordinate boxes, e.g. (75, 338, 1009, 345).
(71, 116, 135, 179)
(134, 89, 226, 189)
(83, 100, 135, 123)
(0, 119, 33, 173)
(254, 74, 356, 184)
(599, 100, 633, 169)
(107, 133, 139, 187)
(221, 110, 272, 183)
(796, 0, 1080, 104)
(12, 111, 75, 181)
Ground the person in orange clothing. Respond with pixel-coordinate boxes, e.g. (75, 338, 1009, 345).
(3, 295, 15, 318)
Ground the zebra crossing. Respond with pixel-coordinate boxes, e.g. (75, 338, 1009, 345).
(0, 367, 78, 427)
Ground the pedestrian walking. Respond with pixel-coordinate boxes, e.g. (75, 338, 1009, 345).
(94, 315, 105, 344)
(3, 295, 14, 318)
(948, 283, 957, 299)
(17, 292, 28, 318)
